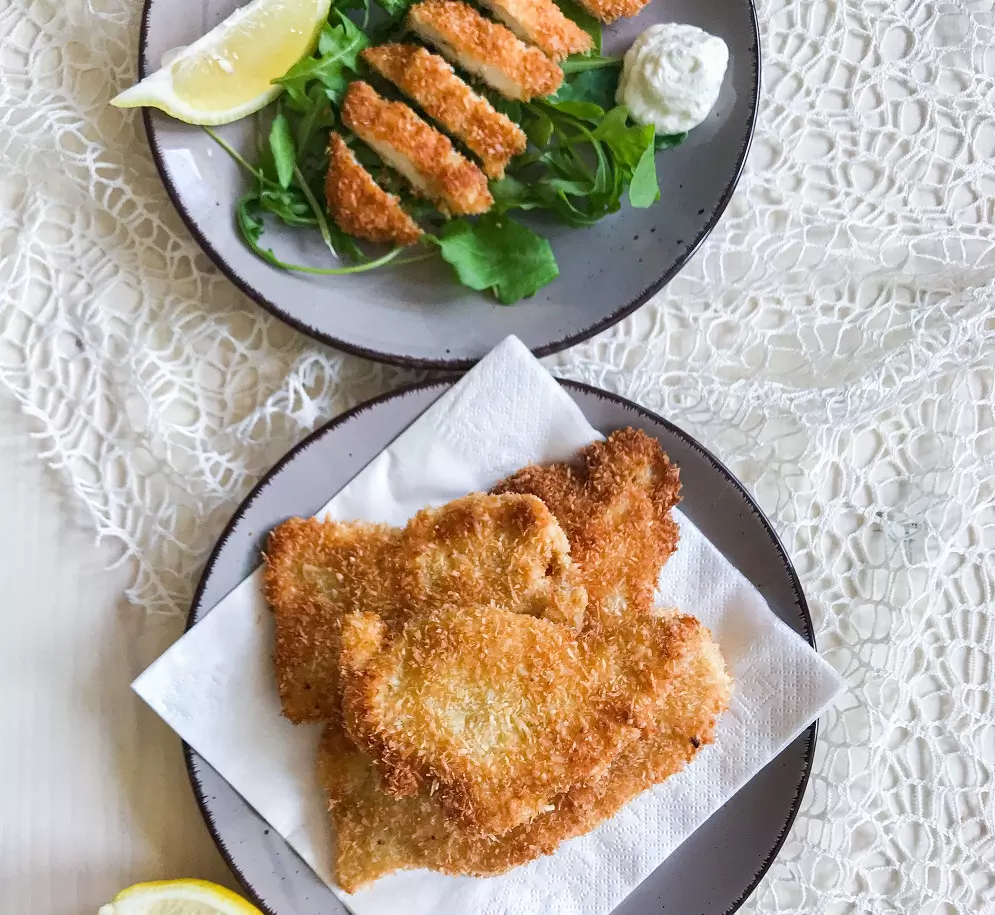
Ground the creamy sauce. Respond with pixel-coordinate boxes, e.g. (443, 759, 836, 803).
(616, 23, 729, 135)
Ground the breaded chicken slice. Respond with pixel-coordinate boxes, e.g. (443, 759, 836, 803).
(264, 519, 403, 723)
(476, 0, 593, 60)
(318, 619, 731, 891)
(566, 628, 732, 814)
(264, 493, 586, 722)
(494, 427, 682, 630)
(339, 602, 701, 836)
(401, 492, 587, 629)
(363, 44, 527, 178)
(572, 0, 649, 22)
(408, 0, 563, 101)
(324, 134, 423, 247)
(341, 81, 492, 217)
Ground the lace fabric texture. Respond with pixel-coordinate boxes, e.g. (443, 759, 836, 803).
(1, 0, 993, 911)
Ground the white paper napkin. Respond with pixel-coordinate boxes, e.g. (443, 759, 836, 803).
(134, 336, 845, 915)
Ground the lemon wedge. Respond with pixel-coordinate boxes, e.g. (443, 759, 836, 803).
(98, 880, 263, 915)
(111, 0, 331, 125)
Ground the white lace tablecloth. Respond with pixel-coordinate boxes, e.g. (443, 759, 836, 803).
(2, 0, 994, 912)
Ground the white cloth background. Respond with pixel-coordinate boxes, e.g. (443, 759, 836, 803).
(1, 0, 993, 913)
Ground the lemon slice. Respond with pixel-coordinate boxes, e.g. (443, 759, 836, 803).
(98, 880, 263, 915)
(111, 0, 331, 125)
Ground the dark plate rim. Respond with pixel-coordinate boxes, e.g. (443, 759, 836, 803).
(180, 378, 817, 915)
(136, 0, 761, 370)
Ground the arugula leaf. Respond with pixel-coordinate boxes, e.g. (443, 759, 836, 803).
(490, 175, 542, 212)
(259, 187, 315, 225)
(655, 131, 688, 150)
(373, 0, 412, 14)
(551, 63, 620, 111)
(276, 12, 368, 107)
(433, 215, 559, 304)
(544, 98, 603, 121)
(295, 83, 337, 162)
(237, 193, 267, 247)
(591, 104, 627, 140)
(523, 107, 554, 147)
(318, 12, 368, 69)
(268, 111, 296, 188)
(593, 106, 655, 167)
(507, 104, 626, 226)
(237, 191, 418, 274)
(554, 0, 602, 52)
(628, 139, 659, 207)
(560, 53, 621, 74)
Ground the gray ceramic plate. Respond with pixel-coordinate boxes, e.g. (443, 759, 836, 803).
(185, 380, 816, 915)
(139, 0, 759, 368)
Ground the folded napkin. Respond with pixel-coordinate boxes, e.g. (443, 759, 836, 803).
(134, 335, 845, 915)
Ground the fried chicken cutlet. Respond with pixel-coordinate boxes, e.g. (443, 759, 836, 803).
(363, 44, 527, 179)
(342, 81, 493, 217)
(264, 492, 587, 722)
(325, 133, 423, 246)
(572, 0, 650, 23)
(494, 427, 682, 630)
(339, 602, 702, 836)
(475, 0, 593, 60)
(265, 518, 400, 723)
(319, 616, 731, 891)
(408, 0, 563, 102)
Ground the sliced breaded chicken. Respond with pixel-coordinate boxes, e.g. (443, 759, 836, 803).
(324, 134, 423, 247)
(339, 602, 701, 836)
(363, 44, 527, 178)
(263, 492, 586, 722)
(571, 0, 648, 22)
(341, 81, 492, 216)
(318, 624, 730, 891)
(408, 0, 563, 101)
(475, 0, 592, 60)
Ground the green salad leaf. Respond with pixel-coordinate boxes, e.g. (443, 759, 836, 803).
(655, 131, 688, 150)
(628, 140, 660, 207)
(372, 0, 412, 15)
(551, 62, 621, 112)
(268, 110, 296, 188)
(593, 106, 655, 166)
(276, 11, 368, 108)
(432, 215, 559, 304)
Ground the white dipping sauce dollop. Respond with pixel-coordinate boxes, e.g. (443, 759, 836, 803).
(616, 23, 729, 135)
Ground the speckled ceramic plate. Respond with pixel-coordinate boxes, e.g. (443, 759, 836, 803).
(185, 381, 816, 915)
(138, 0, 759, 367)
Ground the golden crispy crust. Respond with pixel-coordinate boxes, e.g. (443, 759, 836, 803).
(408, 0, 563, 101)
(341, 80, 492, 216)
(263, 518, 403, 723)
(363, 44, 527, 178)
(264, 493, 586, 722)
(476, 0, 592, 60)
(401, 490, 587, 629)
(317, 722, 579, 892)
(339, 601, 701, 836)
(565, 634, 732, 814)
(318, 623, 730, 892)
(494, 427, 682, 630)
(571, 0, 649, 22)
(324, 134, 423, 246)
